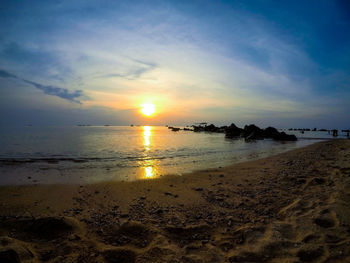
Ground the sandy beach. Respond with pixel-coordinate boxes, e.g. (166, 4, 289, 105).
(0, 139, 349, 262)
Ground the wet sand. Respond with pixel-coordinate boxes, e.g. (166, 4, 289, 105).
(0, 139, 349, 262)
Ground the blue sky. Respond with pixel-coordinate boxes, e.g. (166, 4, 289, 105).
(0, 0, 349, 128)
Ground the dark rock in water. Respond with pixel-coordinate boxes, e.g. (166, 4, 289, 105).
(263, 127, 281, 139)
(225, 123, 242, 138)
(242, 125, 265, 140)
(205, 124, 216, 132)
(244, 131, 259, 141)
(193, 125, 202, 132)
(264, 127, 297, 141)
(277, 132, 297, 141)
(191, 122, 298, 141)
(193, 123, 224, 133)
(0, 249, 20, 263)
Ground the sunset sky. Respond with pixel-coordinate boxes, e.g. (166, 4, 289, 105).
(0, 0, 349, 128)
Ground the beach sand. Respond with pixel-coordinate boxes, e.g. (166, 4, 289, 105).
(0, 139, 349, 262)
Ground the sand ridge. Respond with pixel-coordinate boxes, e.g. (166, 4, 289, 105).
(0, 140, 350, 262)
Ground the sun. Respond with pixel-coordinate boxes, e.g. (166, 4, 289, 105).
(141, 103, 156, 117)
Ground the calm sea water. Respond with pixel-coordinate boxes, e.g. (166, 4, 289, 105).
(0, 126, 345, 185)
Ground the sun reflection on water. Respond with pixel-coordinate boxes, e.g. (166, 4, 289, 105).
(144, 166, 154, 178)
(141, 126, 158, 179)
(143, 126, 151, 151)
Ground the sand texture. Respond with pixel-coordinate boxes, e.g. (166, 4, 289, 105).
(0, 139, 350, 262)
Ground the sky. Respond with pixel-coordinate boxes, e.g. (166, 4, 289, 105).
(0, 0, 349, 128)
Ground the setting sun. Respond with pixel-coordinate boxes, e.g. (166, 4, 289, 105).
(141, 103, 156, 116)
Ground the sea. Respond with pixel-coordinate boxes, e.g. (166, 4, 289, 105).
(0, 126, 347, 185)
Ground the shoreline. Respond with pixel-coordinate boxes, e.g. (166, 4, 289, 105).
(0, 139, 350, 262)
(0, 137, 323, 185)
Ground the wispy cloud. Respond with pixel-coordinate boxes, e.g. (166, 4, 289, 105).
(0, 69, 84, 103)
(0, 69, 16, 78)
(94, 59, 157, 80)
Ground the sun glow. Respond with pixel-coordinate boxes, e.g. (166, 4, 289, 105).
(141, 103, 156, 116)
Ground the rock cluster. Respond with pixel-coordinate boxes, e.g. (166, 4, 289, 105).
(192, 123, 297, 141)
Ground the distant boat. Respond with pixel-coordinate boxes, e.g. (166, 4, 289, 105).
(130, 124, 134, 127)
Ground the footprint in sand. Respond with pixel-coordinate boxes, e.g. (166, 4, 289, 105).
(103, 248, 137, 263)
(313, 209, 338, 228)
(164, 224, 212, 248)
(0, 217, 77, 241)
(101, 221, 155, 248)
(297, 246, 325, 262)
(0, 236, 34, 263)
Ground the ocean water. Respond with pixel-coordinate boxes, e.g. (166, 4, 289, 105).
(0, 126, 345, 185)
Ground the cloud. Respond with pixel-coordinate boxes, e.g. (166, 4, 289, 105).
(0, 69, 17, 78)
(94, 59, 157, 80)
(0, 69, 84, 103)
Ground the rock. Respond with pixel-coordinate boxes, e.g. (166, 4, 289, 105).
(225, 123, 242, 138)
(204, 124, 221, 132)
(276, 132, 297, 141)
(263, 127, 280, 139)
(241, 125, 297, 141)
(242, 124, 265, 140)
